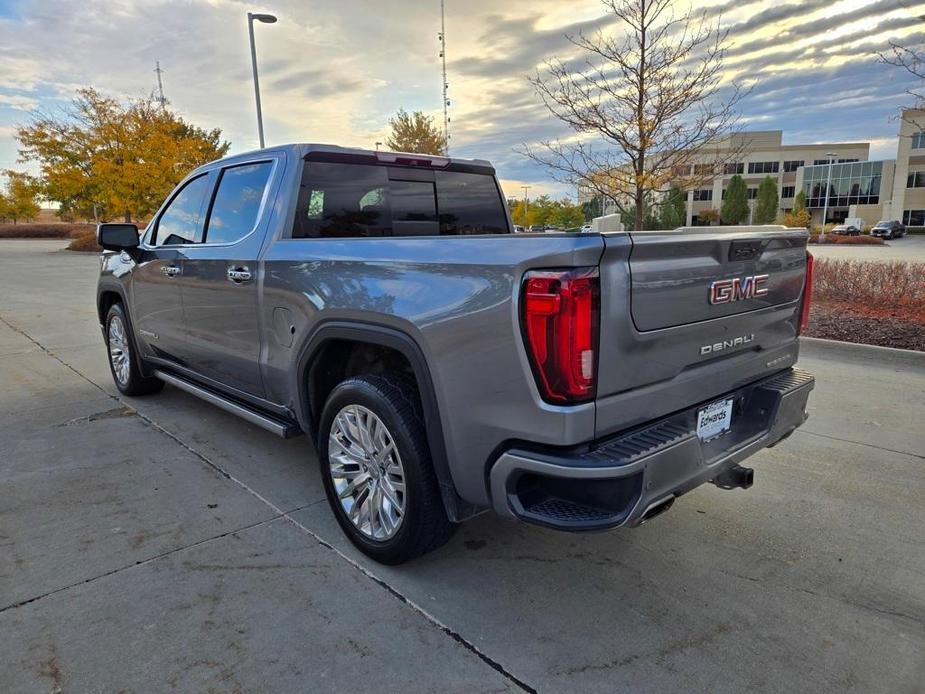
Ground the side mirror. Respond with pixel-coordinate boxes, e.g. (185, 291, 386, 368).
(97, 223, 139, 252)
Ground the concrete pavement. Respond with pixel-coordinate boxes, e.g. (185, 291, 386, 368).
(1, 239, 924, 693)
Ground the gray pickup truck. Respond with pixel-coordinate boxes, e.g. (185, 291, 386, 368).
(96, 144, 815, 564)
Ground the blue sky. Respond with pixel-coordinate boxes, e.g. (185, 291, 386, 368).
(0, 0, 923, 199)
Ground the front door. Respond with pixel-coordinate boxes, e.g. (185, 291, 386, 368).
(178, 160, 275, 398)
(131, 172, 213, 365)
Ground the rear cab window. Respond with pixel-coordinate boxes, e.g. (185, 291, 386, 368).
(292, 160, 509, 238)
(204, 161, 273, 244)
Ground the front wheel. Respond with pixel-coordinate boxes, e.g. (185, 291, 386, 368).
(105, 303, 163, 396)
(318, 373, 455, 564)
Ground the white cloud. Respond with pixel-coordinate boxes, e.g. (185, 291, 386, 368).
(0, 0, 923, 189)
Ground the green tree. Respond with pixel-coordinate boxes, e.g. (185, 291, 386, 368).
(581, 197, 602, 221)
(385, 109, 446, 155)
(0, 170, 41, 223)
(17, 88, 229, 222)
(793, 189, 807, 214)
(658, 186, 687, 229)
(721, 174, 749, 224)
(754, 175, 779, 224)
(550, 199, 585, 228)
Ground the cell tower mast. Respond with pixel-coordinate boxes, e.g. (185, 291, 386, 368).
(438, 0, 450, 154)
(154, 61, 167, 109)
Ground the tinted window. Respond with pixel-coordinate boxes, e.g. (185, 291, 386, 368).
(205, 162, 273, 244)
(155, 175, 211, 246)
(392, 179, 438, 236)
(436, 171, 509, 235)
(294, 162, 390, 238)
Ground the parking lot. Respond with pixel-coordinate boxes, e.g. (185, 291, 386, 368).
(1, 239, 924, 693)
(809, 232, 925, 262)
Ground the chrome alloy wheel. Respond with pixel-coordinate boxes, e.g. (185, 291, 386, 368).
(108, 315, 131, 385)
(328, 404, 406, 540)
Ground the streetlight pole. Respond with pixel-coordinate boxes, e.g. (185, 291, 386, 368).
(247, 12, 277, 148)
(521, 185, 531, 218)
(820, 151, 837, 240)
(375, 141, 382, 151)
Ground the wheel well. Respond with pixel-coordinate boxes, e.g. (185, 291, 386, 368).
(307, 339, 418, 432)
(98, 290, 122, 324)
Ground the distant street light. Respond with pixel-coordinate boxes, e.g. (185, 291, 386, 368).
(247, 11, 277, 148)
(375, 141, 383, 151)
(820, 151, 837, 240)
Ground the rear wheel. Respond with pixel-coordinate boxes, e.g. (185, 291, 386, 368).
(105, 303, 163, 396)
(319, 373, 455, 564)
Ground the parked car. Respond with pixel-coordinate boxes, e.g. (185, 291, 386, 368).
(528, 224, 545, 232)
(513, 224, 525, 233)
(96, 144, 815, 564)
(831, 224, 861, 236)
(871, 220, 906, 239)
(581, 223, 593, 233)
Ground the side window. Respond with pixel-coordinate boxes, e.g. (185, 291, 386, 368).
(435, 171, 509, 235)
(391, 179, 437, 236)
(293, 162, 391, 238)
(154, 174, 211, 246)
(204, 162, 273, 244)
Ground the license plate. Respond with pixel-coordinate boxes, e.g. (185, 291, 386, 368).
(697, 398, 733, 442)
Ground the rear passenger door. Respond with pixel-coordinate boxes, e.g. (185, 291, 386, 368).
(178, 159, 277, 397)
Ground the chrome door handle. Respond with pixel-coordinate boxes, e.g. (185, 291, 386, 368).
(162, 265, 180, 277)
(227, 267, 252, 283)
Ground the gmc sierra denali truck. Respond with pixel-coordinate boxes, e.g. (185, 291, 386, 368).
(96, 144, 815, 564)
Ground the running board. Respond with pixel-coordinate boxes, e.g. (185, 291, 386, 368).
(152, 370, 301, 438)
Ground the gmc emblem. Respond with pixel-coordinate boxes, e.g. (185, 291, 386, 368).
(709, 274, 769, 305)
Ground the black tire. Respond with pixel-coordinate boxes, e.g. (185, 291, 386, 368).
(318, 373, 455, 564)
(104, 303, 164, 396)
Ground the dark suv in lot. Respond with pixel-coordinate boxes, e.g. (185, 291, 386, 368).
(95, 144, 814, 563)
(871, 220, 906, 239)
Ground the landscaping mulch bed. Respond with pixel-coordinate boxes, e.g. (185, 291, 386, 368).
(806, 301, 925, 352)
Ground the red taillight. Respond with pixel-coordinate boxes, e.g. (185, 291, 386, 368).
(799, 251, 814, 334)
(521, 268, 599, 404)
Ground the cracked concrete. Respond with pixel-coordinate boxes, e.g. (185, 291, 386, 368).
(1, 239, 924, 693)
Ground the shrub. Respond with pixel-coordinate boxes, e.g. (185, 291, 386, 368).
(813, 259, 925, 313)
(0, 223, 95, 239)
(67, 230, 101, 252)
(808, 233, 884, 245)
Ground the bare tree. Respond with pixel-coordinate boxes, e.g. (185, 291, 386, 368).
(520, 0, 748, 230)
(879, 39, 925, 131)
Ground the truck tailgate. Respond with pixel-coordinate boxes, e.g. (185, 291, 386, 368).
(594, 227, 809, 438)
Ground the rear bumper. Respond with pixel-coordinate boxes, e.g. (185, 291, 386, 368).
(488, 367, 815, 531)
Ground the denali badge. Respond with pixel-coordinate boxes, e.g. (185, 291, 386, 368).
(709, 274, 769, 305)
(700, 334, 754, 355)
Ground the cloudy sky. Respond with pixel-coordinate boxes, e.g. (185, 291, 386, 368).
(1, 0, 924, 200)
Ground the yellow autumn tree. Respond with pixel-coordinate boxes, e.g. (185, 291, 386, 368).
(0, 170, 41, 223)
(17, 88, 230, 222)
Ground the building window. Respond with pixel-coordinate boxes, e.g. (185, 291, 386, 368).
(693, 164, 714, 176)
(671, 165, 691, 177)
(912, 132, 925, 149)
(692, 189, 713, 201)
(781, 186, 795, 198)
(813, 159, 833, 166)
(903, 209, 925, 225)
(907, 171, 925, 188)
(782, 160, 804, 172)
(837, 158, 858, 163)
(723, 162, 743, 175)
(747, 188, 758, 199)
(747, 161, 779, 174)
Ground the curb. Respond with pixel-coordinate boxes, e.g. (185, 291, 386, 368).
(800, 336, 925, 366)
